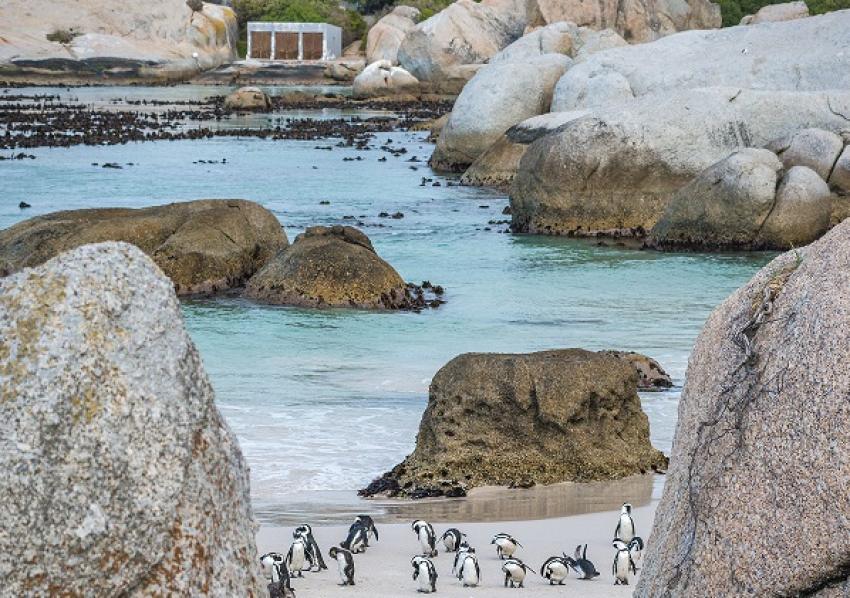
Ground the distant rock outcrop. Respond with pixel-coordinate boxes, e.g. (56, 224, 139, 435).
(0, 0, 237, 82)
(0, 242, 262, 596)
(361, 349, 667, 498)
(636, 219, 850, 596)
(510, 88, 850, 237)
(648, 149, 832, 250)
(741, 0, 809, 24)
(245, 225, 435, 310)
(0, 199, 287, 295)
(551, 11, 850, 112)
(224, 87, 272, 111)
(366, 5, 420, 65)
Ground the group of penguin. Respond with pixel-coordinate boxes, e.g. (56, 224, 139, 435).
(258, 503, 644, 595)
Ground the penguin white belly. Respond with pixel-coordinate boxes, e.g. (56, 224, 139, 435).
(417, 563, 431, 592)
(549, 562, 569, 582)
(462, 559, 478, 586)
(615, 551, 631, 583)
(618, 516, 635, 542)
(418, 528, 431, 553)
(336, 555, 347, 584)
(290, 544, 305, 572)
(496, 538, 516, 557)
(506, 565, 525, 583)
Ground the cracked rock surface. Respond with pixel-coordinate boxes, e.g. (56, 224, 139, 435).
(635, 220, 850, 596)
(0, 199, 288, 295)
(0, 242, 263, 597)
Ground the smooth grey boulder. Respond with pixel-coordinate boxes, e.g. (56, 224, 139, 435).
(397, 0, 525, 94)
(488, 21, 580, 64)
(461, 110, 588, 186)
(0, 242, 262, 596)
(636, 219, 850, 596)
(352, 59, 420, 98)
(366, 5, 420, 65)
(649, 151, 832, 250)
(510, 88, 850, 237)
(741, 0, 809, 24)
(551, 11, 850, 112)
(772, 128, 845, 181)
(431, 53, 572, 171)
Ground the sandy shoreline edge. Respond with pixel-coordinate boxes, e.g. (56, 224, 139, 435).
(256, 499, 655, 596)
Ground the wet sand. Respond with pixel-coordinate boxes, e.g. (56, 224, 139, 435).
(256, 485, 656, 597)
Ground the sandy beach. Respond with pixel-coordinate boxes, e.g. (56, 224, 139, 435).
(256, 500, 655, 596)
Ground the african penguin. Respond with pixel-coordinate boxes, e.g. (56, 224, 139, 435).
(452, 542, 473, 575)
(412, 520, 438, 557)
(411, 555, 438, 593)
(567, 544, 600, 580)
(259, 552, 293, 594)
(457, 551, 481, 587)
(441, 528, 464, 552)
(355, 515, 379, 545)
(491, 533, 522, 559)
(501, 557, 530, 588)
(341, 521, 368, 554)
(615, 502, 636, 543)
(540, 555, 571, 585)
(286, 537, 308, 577)
(612, 539, 638, 585)
(628, 536, 645, 566)
(329, 546, 355, 586)
(293, 524, 327, 570)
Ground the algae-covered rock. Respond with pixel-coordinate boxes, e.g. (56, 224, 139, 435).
(0, 199, 287, 295)
(361, 349, 667, 498)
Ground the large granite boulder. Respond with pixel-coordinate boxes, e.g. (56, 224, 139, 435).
(0, 0, 237, 82)
(636, 219, 850, 596)
(648, 149, 832, 250)
(769, 127, 846, 181)
(0, 199, 287, 295)
(741, 0, 809, 24)
(366, 5, 420, 65)
(352, 59, 420, 99)
(224, 86, 272, 111)
(461, 110, 588, 187)
(0, 242, 262, 596)
(431, 54, 571, 171)
(396, 0, 526, 94)
(831, 145, 850, 193)
(488, 21, 581, 64)
(361, 349, 667, 498)
(510, 88, 850, 237)
(551, 11, 850, 112)
(245, 225, 423, 310)
(526, 0, 720, 42)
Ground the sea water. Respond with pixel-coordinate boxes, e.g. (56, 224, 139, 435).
(1, 86, 774, 524)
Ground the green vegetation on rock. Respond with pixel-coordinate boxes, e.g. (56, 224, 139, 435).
(717, 0, 849, 25)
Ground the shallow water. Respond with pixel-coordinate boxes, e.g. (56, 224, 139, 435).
(1, 86, 774, 524)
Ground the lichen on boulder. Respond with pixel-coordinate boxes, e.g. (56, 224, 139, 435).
(361, 349, 667, 498)
(245, 225, 442, 310)
(0, 199, 288, 295)
(636, 218, 850, 596)
(0, 242, 262, 596)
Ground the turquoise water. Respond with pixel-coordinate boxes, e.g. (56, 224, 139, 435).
(1, 86, 773, 524)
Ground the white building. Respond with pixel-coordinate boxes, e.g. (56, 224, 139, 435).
(247, 22, 342, 61)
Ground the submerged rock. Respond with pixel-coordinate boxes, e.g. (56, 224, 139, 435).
(224, 86, 272, 111)
(245, 225, 437, 310)
(649, 149, 832, 250)
(0, 242, 262, 596)
(0, 199, 287, 295)
(636, 218, 850, 596)
(510, 88, 850, 237)
(361, 349, 667, 498)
